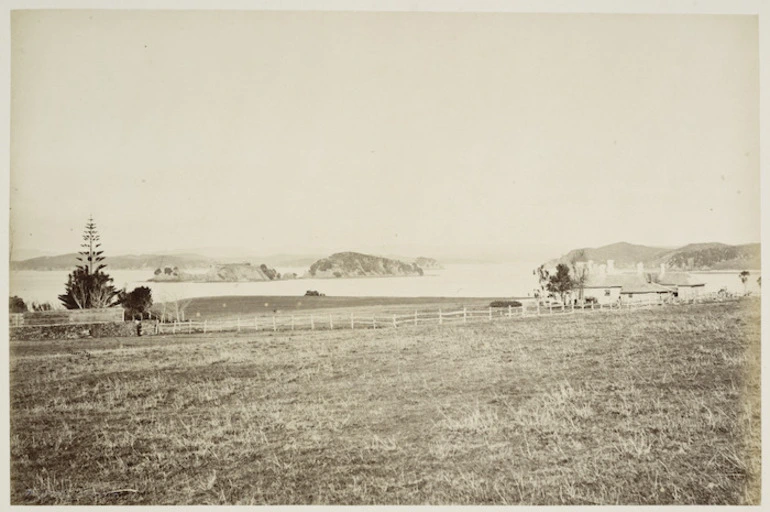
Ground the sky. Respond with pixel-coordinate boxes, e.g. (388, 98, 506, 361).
(9, 10, 760, 261)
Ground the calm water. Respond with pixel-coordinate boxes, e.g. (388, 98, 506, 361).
(9, 265, 761, 306)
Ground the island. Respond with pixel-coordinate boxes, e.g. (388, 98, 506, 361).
(414, 257, 442, 270)
(306, 252, 425, 278)
(149, 263, 294, 282)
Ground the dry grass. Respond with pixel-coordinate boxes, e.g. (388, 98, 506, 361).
(9, 298, 760, 505)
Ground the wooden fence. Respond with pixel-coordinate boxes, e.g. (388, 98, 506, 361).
(152, 292, 733, 336)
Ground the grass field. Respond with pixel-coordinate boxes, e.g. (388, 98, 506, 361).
(172, 295, 518, 321)
(9, 298, 760, 505)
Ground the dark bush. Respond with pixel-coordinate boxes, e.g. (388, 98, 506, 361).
(9, 296, 28, 313)
(120, 286, 154, 319)
(305, 290, 326, 297)
(489, 300, 522, 308)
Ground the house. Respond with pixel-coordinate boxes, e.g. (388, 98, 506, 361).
(652, 265, 705, 299)
(581, 273, 672, 305)
(578, 261, 706, 304)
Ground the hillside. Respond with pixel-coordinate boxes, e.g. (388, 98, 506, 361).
(149, 263, 290, 282)
(307, 252, 424, 278)
(548, 241, 760, 271)
(548, 242, 667, 268)
(11, 253, 215, 271)
(655, 243, 761, 271)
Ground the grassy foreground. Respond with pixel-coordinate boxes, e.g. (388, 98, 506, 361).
(10, 299, 760, 505)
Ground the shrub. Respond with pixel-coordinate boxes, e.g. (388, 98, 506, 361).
(31, 301, 54, 311)
(120, 286, 154, 320)
(9, 296, 27, 313)
(489, 300, 522, 308)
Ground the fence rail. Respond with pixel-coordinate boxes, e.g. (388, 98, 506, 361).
(147, 293, 737, 337)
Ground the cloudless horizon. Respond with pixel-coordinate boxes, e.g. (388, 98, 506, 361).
(10, 11, 760, 261)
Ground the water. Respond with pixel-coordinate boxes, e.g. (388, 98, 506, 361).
(9, 265, 761, 306)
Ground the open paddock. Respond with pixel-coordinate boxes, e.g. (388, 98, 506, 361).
(9, 298, 760, 505)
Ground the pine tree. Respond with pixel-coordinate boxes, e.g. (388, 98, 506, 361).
(58, 217, 121, 309)
(78, 217, 106, 274)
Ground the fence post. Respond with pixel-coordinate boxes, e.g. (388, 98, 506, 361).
(173, 321, 177, 334)
(329, 315, 333, 330)
(273, 316, 277, 332)
(561, 303, 565, 313)
(571, 302, 574, 314)
(311, 314, 314, 330)
(489, 307, 492, 321)
(291, 315, 295, 330)
(373, 316, 376, 329)
(188, 320, 192, 334)
(463, 307, 467, 323)
(414, 311, 418, 326)
(254, 317, 258, 331)
(204, 320, 207, 333)
(508, 305, 512, 318)
(392, 315, 397, 328)
(439, 309, 443, 325)
(351, 313, 354, 329)
(237, 316, 241, 333)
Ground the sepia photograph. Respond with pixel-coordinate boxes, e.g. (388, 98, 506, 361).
(4, 0, 765, 506)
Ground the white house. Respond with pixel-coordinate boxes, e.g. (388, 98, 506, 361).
(653, 266, 705, 299)
(581, 273, 672, 304)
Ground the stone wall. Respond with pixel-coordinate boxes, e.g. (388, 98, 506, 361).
(9, 320, 158, 341)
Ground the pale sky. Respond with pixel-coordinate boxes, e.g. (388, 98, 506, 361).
(9, 10, 760, 260)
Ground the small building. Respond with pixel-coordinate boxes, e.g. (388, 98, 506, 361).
(581, 273, 673, 304)
(619, 279, 675, 304)
(581, 281, 622, 305)
(653, 270, 705, 299)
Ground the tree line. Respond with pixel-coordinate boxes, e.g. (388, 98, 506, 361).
(9, 217, 154, 319)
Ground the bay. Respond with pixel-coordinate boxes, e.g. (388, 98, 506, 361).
(9, 264, 760, 306)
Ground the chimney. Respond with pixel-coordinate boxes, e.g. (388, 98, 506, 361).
(659, 263, 665, 278)
(607, 260, 615, 274)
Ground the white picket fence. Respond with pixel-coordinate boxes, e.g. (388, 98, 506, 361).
(151, 293, 735, 336)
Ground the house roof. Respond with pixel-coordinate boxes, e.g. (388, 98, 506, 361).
(583, 273, 674, 294)
(620, 281, 675, 294)
(654, 271, 705, 287)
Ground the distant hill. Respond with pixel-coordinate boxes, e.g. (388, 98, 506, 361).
(548, 242, 760, 271)
(548, 242, 668, 268)
(11, 252, 322, 271)
(10, 253, 216, 271)
(307, 252, 424, 278)
(654, 243, 761, 271)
